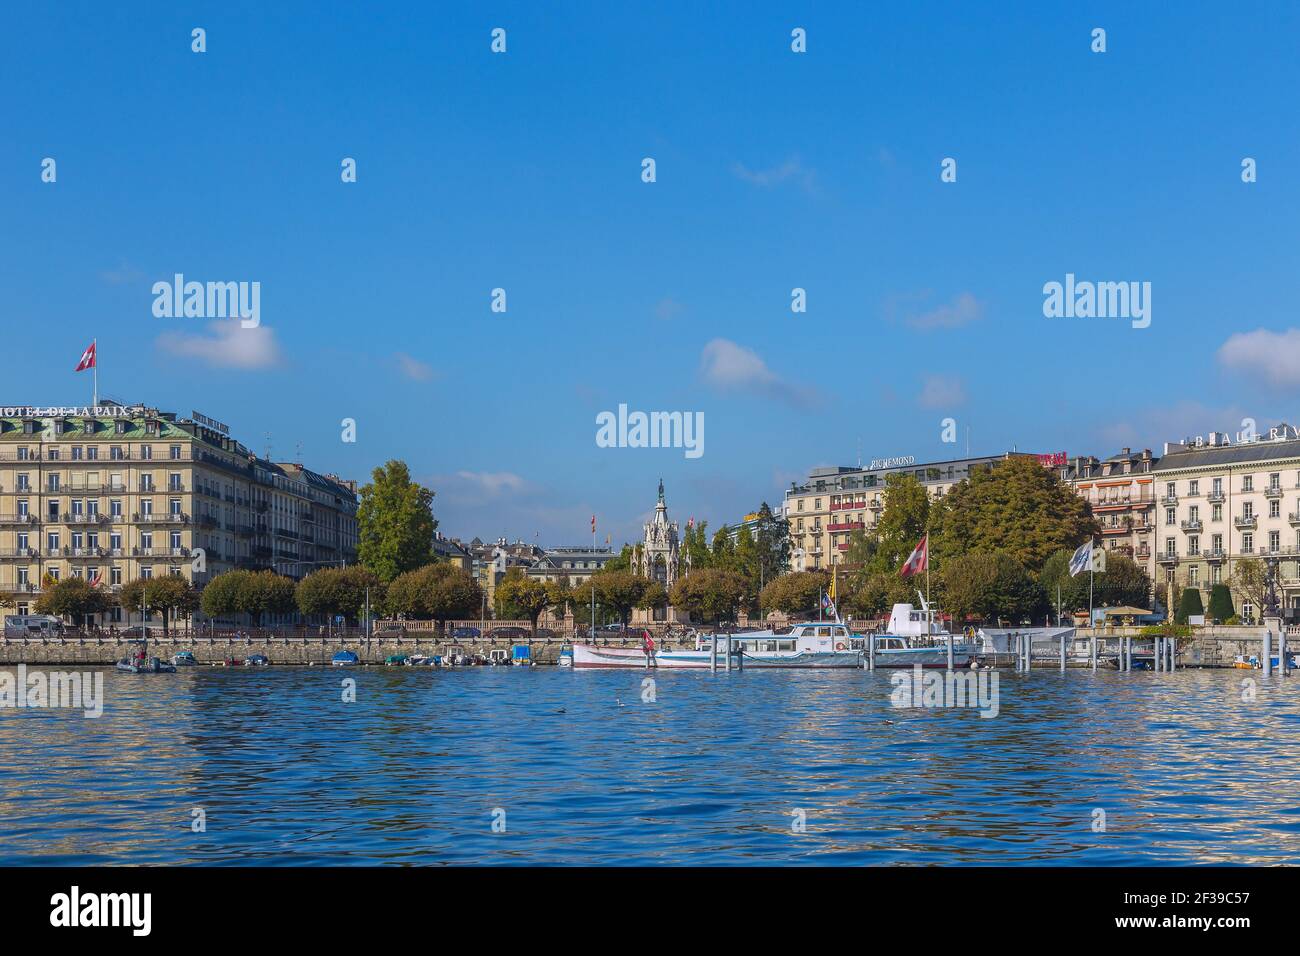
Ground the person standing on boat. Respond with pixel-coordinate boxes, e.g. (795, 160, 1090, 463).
(643, 629, 656, 665)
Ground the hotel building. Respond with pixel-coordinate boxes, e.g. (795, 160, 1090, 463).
(1059, 447, 1158, 583)
(1149, 424, 1300, 621)
(782, 452, 1021, 570)
(0, 402, 358, 624)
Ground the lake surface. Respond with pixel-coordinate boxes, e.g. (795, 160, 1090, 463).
(2, 666, 1298, 865)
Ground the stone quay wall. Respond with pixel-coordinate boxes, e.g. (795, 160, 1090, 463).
(0, 633, 693, 666)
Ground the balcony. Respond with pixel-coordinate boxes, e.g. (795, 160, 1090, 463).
(1136, 548, 1152, 560)
(134, 512, 190, 524)
(1157, 552, 1178, 565)
(1101, 524, 1132, 535)
(1234, 515, 1258, 530)
(827, 521, 865, 532)
(1204, 548, 1227, 562)
(66, 547, 106, 559)
(1290, 512, 1300, 528)
(1180, 519, 1203, 533)
(0, 548, 37, 558)
(1160, 494, 1178, 506)
(868, 500, 883, 511)
(0, 514, 37, 526)
(60, 512, 110, 525)
(1207, 491, 1225, 504)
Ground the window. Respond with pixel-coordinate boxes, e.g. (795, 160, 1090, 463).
(86, 445, 98, 460)
(1270, 473, 1281, 490)
(1243, 476, 1254, 492)
(1166, 482, 1176, 498)
(71, 446, 83, 460)
(1212, 534, 1223, 552)
(17, 473, 29, 491)
(1189, 505, 1199, 522)
(1213, 477, 1223, 494)
(110, 499, 122, 517)
(140, 445, 153, 460)
(170, 445, 182, 460)
(1270, 530, 1280, 552)
(111, 446, 124, 460)
(1271, 500, 1281, 518)
(1189, 566, 1199, 585)
(1243, 533, 1253, 552)
(1165, 507, 1175, 525)
(1212, 504, 1222, 522)
(1244, 502, 1254, 519)
(1189, 480, 1199, 495)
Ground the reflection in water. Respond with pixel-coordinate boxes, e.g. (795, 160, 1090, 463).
(1, 667, 1297, 865)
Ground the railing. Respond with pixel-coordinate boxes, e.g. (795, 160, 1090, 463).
(1235, 515, 1258, 529)
(1180, 519, 1202, 532)
(1207, 491, 1225, 504)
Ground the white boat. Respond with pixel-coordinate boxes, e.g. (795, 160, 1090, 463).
(868, 604, 977, 669)
(573, 621, 862, 669)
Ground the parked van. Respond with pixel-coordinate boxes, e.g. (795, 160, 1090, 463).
(3, 614, 65, 638)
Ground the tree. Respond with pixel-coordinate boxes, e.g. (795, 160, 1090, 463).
(871, 474, 931, 574)
(604, 544, 635, 572)
(683, 520, 712, 570)
(199, 569, 297, 625)
(494, 567, 552, 634)
(940, 551, 1044, 625)
(753, 502, 789, 582)
(34, 577, 112, 626)
(1039, 549, 1152, 615)
(668, 568, 748, 626)
(356, 460, 436, 582)
(1207, 583, 1235, 623)
(120, 575, 199, 634)
(1230, 558, 1269, 622)
(385, 563, 482, 625)
(1176, 587, 1204, 625)
(637, 580, 668, 616)
(760, 570, 828, 619)
(296, 566, 382, 624)
(711, 526, 736, 570)
(931, 455, 1099, 571)
(590, 568, 649, 627)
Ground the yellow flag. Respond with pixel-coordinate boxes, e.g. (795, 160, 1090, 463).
(829, 566, 837, 601)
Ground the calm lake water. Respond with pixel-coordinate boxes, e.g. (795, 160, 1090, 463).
(2, 666, 1298, 865)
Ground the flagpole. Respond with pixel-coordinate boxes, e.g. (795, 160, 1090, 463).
(92, 338, 98, 407)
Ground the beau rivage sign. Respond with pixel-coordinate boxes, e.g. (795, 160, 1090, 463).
(1, 405, 150, 419)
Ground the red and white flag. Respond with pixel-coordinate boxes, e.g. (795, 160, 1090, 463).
(591, 515, 596, 534)
(89, 570, 103, 588)
(900, 534, 928, 578)
(74, 340, 96, 371)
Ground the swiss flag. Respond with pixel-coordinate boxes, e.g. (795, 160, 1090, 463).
(74, 341, 96, 371)
(900, 534, 928, 578)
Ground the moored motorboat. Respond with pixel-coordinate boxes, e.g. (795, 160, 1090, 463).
(332, 650, 359, 666)
(116, 639, 177, 673)
(868, 604, 977, 669)
(573, 621, 863, 669)
(244, 654, 270, 666)
(172, 650, 197, 666)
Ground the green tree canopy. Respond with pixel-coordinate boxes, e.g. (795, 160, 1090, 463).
(494, 567, 552, 633)
(1207, 583, 1235, 623)
(759, 570, 829, 619)
(590, 568, 650, 627)
(1039, 549, 1152, 613)
(1176, 587, 1204, 625)
(931, 455, 1099, 571)
(385, 562, 482, 623)
(940, 551, 1043, 625)
(120, 574, 199, 634)
(295, 566, 382, 624)
(356, 460, 436, 582)
(668, 568, 749, 626)
(35, 577, 113, 624)
(199, 569, 297, 625)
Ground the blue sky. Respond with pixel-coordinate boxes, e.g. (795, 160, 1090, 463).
(4, 2, 1299, 547)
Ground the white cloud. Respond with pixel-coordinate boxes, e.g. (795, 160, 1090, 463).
(917, 375, 966, 409)
(731, 156, 817, 193)
(699, 338, 820, 409)
(1217, 328, 1300, 388)
(905, 292, 983, 331)
(655, 297, 685, 321)
(155, 321, 282, 369)
(394, 352, 436, 381)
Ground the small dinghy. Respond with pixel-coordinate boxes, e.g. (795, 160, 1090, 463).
(116, 639, 177, 673)
(384, 653, 409, 666)
(332, 650, 359, 666)
(172, 650, 197, 666)
(244, 654, 270, 666)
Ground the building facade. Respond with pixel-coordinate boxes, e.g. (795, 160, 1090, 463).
(0, 402, 358, 624)
(633, 479, 687, 587)
(782, 452, 1018, 570)
(1060, 447, 1158, 584)
(1150, 424, 1300, 622)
